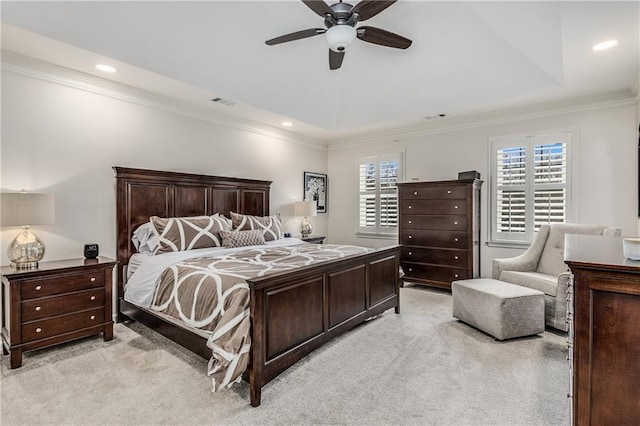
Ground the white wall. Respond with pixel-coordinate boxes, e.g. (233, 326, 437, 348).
(0, 69, 328, 265)
(328, 102, 638, 277)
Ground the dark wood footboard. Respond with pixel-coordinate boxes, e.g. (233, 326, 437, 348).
(247, 245, 400, 406)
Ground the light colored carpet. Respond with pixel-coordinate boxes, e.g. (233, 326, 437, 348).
(1, 286, 570, 425)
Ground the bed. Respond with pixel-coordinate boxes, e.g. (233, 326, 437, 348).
(114, 167, 401, 406)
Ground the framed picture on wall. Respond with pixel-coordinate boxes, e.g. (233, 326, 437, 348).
(303, 171, 327, 213)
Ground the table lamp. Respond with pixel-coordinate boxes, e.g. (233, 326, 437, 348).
(1, 192, 55, 269)
(294, 200, 317, 239)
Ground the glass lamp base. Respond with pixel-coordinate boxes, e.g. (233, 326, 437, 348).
(300, 217, 313, 238)
(7, 226, 46, 269)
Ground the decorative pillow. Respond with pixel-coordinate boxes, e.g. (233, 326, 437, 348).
(132, 222, 159, 254)
(219, 229, 266, 248)
(230, 212, 283, 241)
(150, 215, 231, 254)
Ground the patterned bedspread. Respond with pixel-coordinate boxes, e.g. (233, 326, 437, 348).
(150, 243, 371, 391)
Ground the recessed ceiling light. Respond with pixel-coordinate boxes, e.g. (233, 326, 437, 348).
(95, 64, 117, 73)
(592, 40, 618, 51)
(282, 121, 293, 127)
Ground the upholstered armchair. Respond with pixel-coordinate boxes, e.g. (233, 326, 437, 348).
(492, 223, 621, 331)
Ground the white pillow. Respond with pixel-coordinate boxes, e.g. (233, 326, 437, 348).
(132, 222, 159, 254)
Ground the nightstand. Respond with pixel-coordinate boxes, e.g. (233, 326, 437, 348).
(1, 257, 116, 368)
(301, 236, 326, 244)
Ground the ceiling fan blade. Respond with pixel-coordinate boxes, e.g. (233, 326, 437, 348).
(302, 0, 335, 19)
(265, 28, 326, 46)
(351, 0, 397, 21)
(329, 49, 345, 70)
(357, 26, 412, 49)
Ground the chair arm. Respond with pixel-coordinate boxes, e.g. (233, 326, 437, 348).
(556, 271, 572, 299)
(492, 252, 540, 279)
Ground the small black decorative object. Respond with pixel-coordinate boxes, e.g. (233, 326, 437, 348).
(84, 243, 99, 259)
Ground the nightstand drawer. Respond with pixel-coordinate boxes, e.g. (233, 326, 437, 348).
(22, 289, 105, 322)
(21, 270, 104, 300)
(22, 308, 105, 342)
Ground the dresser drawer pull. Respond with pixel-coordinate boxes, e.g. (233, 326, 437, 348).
(408, 252, 412, 256)
(90, 296, 96, 301)
(454, 256, 459, 260)
(447, 190, 451, 194)
(408, 268, 413, 272)
(454, 274, 459, 278)
(35, 285, 42, 291)
(90, 315, 96, 320)
(408, 205, 412, 209)
(90, 277, 96, 282)
(408, 220, 412, 224)
(454, 205, 458, 209)
(408, 235, 412, 239)
(413, 191, 418, 196)
(454, 238, 459, 242)
(35, 306, 42, 311)
(454, 221, 459, 225)
(35, 328, 42, 333)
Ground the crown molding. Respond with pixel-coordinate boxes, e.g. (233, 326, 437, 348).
(329, 91, 638, 150)
(1, 50, 328, 151)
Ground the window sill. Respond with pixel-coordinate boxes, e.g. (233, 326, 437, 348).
(485, 240, 531, 249)
(355, 232, 397, 240)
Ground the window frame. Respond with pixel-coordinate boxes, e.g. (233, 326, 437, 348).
(355, 151, 404, 239)
(488, 129, 574, 246)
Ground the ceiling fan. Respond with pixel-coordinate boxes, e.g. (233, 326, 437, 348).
(265, 0, 412, 70)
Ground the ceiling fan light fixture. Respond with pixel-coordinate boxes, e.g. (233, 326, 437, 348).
(325, 25, 357, 52)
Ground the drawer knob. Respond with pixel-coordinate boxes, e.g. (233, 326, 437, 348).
(90, 315, 96, 320)
(414, 191, 418, 195)
(408, 205, 412, 209)
(447, 190, 451, 194)
(408, 268, 413, 272)
(35, 285, 42, 291)
(408, 220, 412, 224)
(35, 306, 42, 311)
(35, 327, 42, 333)
(90, 296, 96, 301)
(408, 235, 412, 239)
(454, 205, 459, 209)
(454, 238, 459, 242)
(90, 277, 96, 282)
(408, 252, 412, 255)
(454, 256, 459, 260)
(454, 274, 459, 278)
(454, 221, 458, 225)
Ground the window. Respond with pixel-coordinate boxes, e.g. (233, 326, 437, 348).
(357, 152, 403, 237)
(490, 131, 571, 244)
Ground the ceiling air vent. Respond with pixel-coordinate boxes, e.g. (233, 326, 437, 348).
(211, 97, 236, 106)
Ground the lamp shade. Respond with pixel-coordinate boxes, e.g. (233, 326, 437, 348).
(1, 193, 55, 226)
(294, 200, 317, 217)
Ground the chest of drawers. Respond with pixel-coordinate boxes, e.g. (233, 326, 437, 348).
(1, 257, 116, 368)
(398, 179, 482, 290)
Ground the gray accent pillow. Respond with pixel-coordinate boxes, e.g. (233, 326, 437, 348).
(151, 215, 231, 254)
(220, 229, 266, 248)
(230, 212, 283, 241)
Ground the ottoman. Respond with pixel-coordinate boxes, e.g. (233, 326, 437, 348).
(452, 278, 545, 340)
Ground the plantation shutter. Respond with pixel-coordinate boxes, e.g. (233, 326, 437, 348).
(357, 152, 402, 235)
(491, 132, 570, 243)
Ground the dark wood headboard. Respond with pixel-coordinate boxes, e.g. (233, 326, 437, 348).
(113, 166, 271, 298)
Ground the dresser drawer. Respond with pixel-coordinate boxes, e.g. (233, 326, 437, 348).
(21, 270, 104, 300)
(401, 247, 468, 268)
(22, 308, 105, 342)
(401, 200, 467, 215)
(400, 185, 467, 200)
(401, 229, 468, 248)
(401, 262, 468, 283)
(22, 288, 105, 322)
(402, 215, 468, 231)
